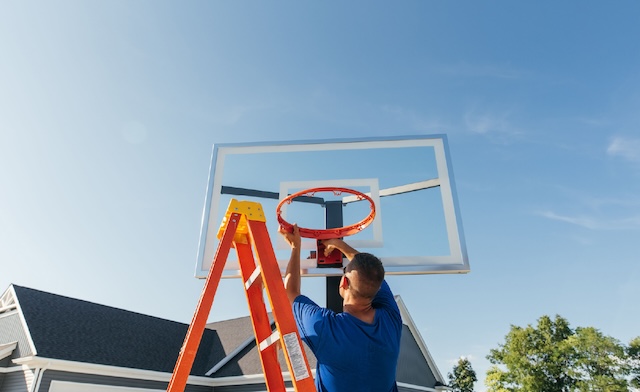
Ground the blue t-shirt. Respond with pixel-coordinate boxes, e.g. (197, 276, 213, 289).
(292, 280, 402, 392)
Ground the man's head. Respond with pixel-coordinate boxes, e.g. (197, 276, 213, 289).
(342, 253, 385, 300)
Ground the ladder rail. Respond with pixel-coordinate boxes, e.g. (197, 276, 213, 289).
(247, 220, 315, 391)
(166, 213, 241, 392)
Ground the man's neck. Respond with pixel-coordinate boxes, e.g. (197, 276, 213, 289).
(343, 301, 375, 324)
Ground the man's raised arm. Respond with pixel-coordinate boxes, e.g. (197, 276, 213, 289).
(279, 224, 302, 304)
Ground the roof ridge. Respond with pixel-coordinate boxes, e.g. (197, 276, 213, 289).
(12, 285, 187, 326)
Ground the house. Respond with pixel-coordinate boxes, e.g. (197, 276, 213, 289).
(0, 284, 449, 391)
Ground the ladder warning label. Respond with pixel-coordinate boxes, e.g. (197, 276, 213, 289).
(283, 332, 310, 381)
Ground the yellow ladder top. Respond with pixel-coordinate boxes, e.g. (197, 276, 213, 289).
(217, 199, 267, 244)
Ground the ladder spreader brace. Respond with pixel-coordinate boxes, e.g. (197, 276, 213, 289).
(166, 199, 316, 392)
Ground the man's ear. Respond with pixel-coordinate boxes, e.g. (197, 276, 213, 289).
(340, 275, 349, 289)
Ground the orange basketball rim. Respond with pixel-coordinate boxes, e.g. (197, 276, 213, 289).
(276, 187, 376, 239)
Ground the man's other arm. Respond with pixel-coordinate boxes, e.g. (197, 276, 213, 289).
(320, 238, 359, 261)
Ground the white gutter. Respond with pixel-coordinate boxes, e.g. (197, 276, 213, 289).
(11, 356, 317, 387)
(396, 382, 439, 391)
(30, 362, 50, 392)
(12, 356, 212, 387)
(0, 365, 30, 374)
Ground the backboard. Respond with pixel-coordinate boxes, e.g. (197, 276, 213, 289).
(195, 135, 469, 278)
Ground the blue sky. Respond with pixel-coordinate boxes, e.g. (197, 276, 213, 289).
(1, 1, 639, 390)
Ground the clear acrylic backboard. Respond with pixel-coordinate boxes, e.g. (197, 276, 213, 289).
(195, 135, 469, 278)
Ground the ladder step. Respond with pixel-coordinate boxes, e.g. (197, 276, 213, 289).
(259, 330, 281, 352)
(244, 266, 262, 290)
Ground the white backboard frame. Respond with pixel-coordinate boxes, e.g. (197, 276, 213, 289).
(195, 135, 469, 278)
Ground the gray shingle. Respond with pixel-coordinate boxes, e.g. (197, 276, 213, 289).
(13, 285, 222, 376)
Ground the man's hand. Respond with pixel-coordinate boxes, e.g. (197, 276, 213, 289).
(279, 224, 301, 249)
(320, 238, 359, 261)
(321, 238, 341, 257)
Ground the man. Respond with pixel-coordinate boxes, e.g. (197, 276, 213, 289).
(280, 224, 402, 392)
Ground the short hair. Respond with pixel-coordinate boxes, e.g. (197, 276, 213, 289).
(346, 253, 385, 299)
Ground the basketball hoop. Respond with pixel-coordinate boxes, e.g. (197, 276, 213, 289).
(276, 187, 376, 240)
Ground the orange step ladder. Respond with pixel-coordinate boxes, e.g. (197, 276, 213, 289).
(166, 199, 316, 392)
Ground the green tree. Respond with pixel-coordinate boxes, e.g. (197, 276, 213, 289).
(486, 315, 631, 392)
(569, 327, 627, 391)
(628, 337, 640, 389)
(448, 357, 477, 392)
(569, 327, 628, 392)
(486, 315, 574, 392)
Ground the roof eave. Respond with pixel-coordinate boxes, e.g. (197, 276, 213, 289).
(395, 295, 447, 384)
(2, 285, 38, 356)
(12, 356, 304, 387)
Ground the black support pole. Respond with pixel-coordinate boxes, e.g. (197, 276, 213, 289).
(325, 201, 344, 313)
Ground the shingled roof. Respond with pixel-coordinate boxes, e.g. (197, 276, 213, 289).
(5, 284, 446, 390)
(11, 285, 225, 376)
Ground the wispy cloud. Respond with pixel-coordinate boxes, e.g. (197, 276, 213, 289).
(607, 136, 640, 163)
(537, 210, 640, 230)
(464, 110, 524, 143)
(575, 116, 613, 128)
(434, 62, 529, 80)
(381, 105, 450, 132)
(537, 186, 640, 231)
(580, 195, 640, 210)
(538, 211, 599, 230)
